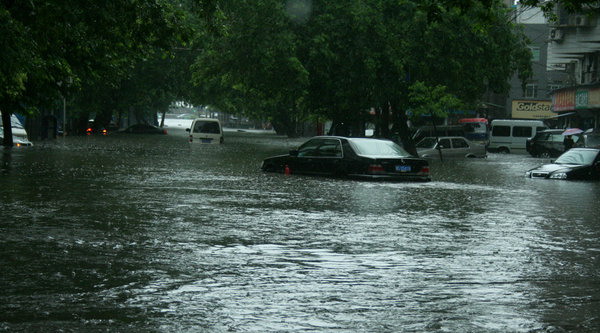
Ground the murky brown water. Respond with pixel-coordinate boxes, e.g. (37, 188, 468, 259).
(1, 129, 599, 332)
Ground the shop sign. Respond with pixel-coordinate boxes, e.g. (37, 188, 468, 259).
(576, 90, 589, 109)
(588, 87, 600, 108)
(552, 89, 575, 112)
(511, 100, 554, 119)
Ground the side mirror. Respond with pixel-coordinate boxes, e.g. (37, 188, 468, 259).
(185, 128, 190, 132)
(289, 149, 299, 157)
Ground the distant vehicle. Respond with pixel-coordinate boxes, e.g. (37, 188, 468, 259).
(85, 120, 108, 136)
(411, 125, 465, 143)
(118, 124, 167, 134)
(416, 136, 487, 159)
(488, 119, 547, 153)
(186, 118, 223, 144)
(526, 129, 580, 158)
(458, 118, 489, 143)
(0, 112, 30, 142)
(525, 148, 600, 180)
(579, 131, 600, 148)
(0, 127, 33, 147)
(261, 136, 430, 181)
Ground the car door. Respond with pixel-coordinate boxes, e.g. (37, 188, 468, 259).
(313, 138, 344, 175)
(292, 138, 322, 174)
(450, 138, 470, 157)
(436, 138, 452, 158)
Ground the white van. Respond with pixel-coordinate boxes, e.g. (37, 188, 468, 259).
(186, 118, 223, 144)
(488, 119, 547, 153)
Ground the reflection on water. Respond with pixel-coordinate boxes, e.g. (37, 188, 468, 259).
(1, 131, 599, 332)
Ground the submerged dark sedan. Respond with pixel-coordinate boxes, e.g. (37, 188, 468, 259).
(525, 148, 600, 180)
(261, 136, 430, 181)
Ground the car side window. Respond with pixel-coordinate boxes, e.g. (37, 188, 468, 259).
(317, 139, 342, 157)
(297, 139, 321, 157)
(451, 138, 468, 148)
(438, 139, 450, 149)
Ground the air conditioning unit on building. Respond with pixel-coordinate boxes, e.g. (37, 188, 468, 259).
(549, 28, 563, 41)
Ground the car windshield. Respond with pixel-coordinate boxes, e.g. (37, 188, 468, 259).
(350, 139, 410, 157)
(555, 149, 599, 165)
(416, 137, 437, 148)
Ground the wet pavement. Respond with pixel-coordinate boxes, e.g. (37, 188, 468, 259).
(1, 129, 599, 332)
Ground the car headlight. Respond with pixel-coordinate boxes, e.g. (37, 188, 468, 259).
(525, 171, 531, 177)
(549, 172, 568, 179)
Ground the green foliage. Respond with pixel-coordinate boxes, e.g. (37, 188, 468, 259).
(408, 81, 462, 119)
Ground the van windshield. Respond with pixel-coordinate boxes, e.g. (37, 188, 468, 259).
(193, 121, 220, 134)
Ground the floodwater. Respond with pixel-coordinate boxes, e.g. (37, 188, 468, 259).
(1, 129, 599, 332)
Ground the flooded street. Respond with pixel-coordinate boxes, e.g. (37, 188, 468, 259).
(1, 130, 599, 332)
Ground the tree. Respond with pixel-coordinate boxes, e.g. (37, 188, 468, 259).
(1, 0, 188, 145)
(190, 0, 309, 136)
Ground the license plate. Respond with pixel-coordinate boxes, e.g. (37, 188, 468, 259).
(201, 138, 212, 143)
(395, 165, 411, 172)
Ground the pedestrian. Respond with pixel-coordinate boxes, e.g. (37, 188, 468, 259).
(563, 135, 574, 151)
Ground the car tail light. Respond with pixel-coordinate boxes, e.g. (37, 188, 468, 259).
(188, 135, 193, 143)
(368, 164, 385, 173)
(86, 128, 92, 135)
(163, 129, 168, 134)
(420, 166, 430, 174)
(101, 129, 107, 135)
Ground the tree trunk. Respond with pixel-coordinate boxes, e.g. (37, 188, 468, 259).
(1, 110, 14, 147)
(390, 101, 418, 157)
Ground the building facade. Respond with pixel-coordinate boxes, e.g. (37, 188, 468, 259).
(546, 6, 600, 130)
(504, 5, 570, 121)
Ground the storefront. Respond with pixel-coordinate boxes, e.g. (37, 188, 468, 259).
(552, 85, 600, 130)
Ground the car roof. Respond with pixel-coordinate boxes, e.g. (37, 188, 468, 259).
(421, 136, 466, 139)
(192, 118, 220, 122)
(570, 147, 600, 152)
(538, 129, 565, 133)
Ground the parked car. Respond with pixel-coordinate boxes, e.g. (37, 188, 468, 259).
(186, 118, 223, 144)
(525, 148, 600, 180)
(261, 136, 430, 181)
(578, 132, 600, 148)
(416, 136, 487, 159)
(0, 127, 33, 146)
(526, 129, 581, 157)
(0, 112, 30, 142)
(117, 124, 167, 134)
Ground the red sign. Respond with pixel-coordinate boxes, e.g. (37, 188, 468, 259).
(552, 89, 575, 112)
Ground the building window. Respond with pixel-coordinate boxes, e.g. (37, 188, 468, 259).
(525, 84, 538, 98)
(529, 47, 540, 62)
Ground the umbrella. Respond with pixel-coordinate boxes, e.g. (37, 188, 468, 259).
(562, 128, 583, 136)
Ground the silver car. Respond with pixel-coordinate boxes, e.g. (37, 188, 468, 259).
(416, 136, 486, 159)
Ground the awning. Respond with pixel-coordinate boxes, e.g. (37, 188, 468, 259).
(547, 112, 576, 118)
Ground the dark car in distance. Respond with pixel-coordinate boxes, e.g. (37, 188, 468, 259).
(526, 129, 580, 158)
(525, 148, 600, 180)
(261, 136, 431, 181)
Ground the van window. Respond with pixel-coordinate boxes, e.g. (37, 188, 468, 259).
(193, 121, 220, 134)
(492, 126, 510, 137)
(513, 126, 532, 137)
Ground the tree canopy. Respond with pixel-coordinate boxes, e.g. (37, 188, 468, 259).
(2, 0, 535, 149)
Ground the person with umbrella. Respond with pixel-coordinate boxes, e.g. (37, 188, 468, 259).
(562, 128, 582, 152)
